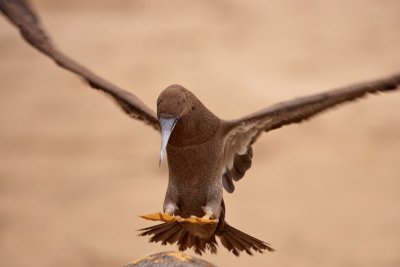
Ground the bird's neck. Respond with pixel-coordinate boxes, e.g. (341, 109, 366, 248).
(168, 103, 221, 147)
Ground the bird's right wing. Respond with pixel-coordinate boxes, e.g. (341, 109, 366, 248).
(220, 73, 400, 193)
(0, 0, 160, 131)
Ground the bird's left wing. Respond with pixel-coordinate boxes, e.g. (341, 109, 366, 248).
(221, 73, 400, 193)
(0, 0, 160, 131)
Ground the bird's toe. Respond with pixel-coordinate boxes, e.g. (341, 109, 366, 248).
(184, 215, 218, 225)
(140, 212, 178, 223)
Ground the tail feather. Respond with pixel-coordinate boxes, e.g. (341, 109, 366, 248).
(162, 224, 182, 245)
(139, 221, 273, 256)
(194, 237, 205, 255)
(139, 222, 218, 255)
(151, 227, 177, 242)
(206, 236, 218, 254)
(231, 225, 272, 252)
(224, 230, 252, 255)
(220, 234, 240, 256)
(178, 230, 191, 251)
(139, 222, 181, 244)
(157, 223, 181, 245)
(140, 222, 174, 236)
(219, 223, 274, 256)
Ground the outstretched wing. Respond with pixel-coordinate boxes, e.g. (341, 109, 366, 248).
(0, 0, 160, 131)
(221, 73, 400, 193)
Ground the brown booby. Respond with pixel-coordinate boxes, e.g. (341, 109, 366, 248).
(1, 0, 399, 257)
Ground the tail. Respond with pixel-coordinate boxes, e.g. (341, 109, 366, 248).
(139, 221, 274, 256)
(139, 222, 218, 255)
(217, 222, 274, 256)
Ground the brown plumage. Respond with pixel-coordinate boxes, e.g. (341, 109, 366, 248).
(1, 0, 399, 256)
(140, 200, 270, 256)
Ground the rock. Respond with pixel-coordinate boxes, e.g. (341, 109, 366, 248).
(124, 251, 217, 267)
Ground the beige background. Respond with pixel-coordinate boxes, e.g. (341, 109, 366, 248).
(1, 0, 400, 266)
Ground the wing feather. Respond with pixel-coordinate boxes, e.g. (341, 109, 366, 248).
(0, 0, 160, 131)
(221, 73, 400, 192)
(236, 74, 400, 133)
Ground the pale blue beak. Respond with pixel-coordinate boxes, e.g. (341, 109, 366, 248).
(159, 117, 179, 166)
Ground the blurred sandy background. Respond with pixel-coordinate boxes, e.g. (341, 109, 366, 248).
(1, 0, 400, 266)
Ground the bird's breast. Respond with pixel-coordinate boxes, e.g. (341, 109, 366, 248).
(166, 137, 224, 215)
(166, 138, 223, 185)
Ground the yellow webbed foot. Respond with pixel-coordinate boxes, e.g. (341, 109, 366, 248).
(185, 210, 218, 224)
(184, 216, 218, 225)
(140, 212, 218, 224)
(140, 212, 179, 223)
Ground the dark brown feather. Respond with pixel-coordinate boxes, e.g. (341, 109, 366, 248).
(230, 147, 253, 181)
(222, 73, 399, 189)
(223, 223, 274, 252)
(154, 224, 181, 244)
(223, 230, 250, 254)
(206, 236, 218, 254)
(163, 226, 183, 245)
(0, 0, 159, 131)
(222, 171, 235, 193)
(178, 231, 192, 251)
(222, 146, 253, 193)
(139, 205, 272, 256)
(217, 222, 274, 256)
(139, 222, 175, 237)
(219, 235, 239, 256)
(234, 73, 400, 134)
(140, 222, 220, 255)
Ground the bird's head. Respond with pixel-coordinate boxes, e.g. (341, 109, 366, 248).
(156, 84, 194, 165)
(156, 84, 220, 166)
(157, 84, 192, 119)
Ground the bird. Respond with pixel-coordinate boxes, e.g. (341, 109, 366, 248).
(1, 0, 399, 257)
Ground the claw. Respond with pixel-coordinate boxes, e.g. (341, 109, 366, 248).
(141, 212, 218, 224)
(202, 210, 213, 220)
(184, 216, 218, 224)
(164, 208, 174, 216)
(184, 210, 218, 224)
